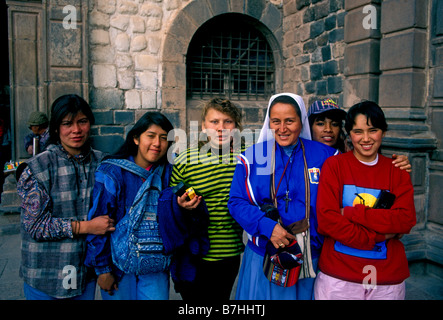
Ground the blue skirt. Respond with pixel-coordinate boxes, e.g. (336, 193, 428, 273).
(235, 244, 318, 300)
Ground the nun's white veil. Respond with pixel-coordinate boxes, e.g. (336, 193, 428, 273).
(257, 93, 312, 143)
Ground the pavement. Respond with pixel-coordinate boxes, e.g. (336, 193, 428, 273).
(1, 212, 442, 300)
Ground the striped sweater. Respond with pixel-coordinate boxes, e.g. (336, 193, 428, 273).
(170, 146, 245, 261)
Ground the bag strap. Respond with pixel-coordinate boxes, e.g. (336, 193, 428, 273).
(300, 139, 310, 222)
(102, 158, 152, 180)
(270, 139, 310, 229)
(103, 158, 165, 229)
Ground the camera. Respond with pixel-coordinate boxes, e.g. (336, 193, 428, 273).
(260, 203, 279, 221)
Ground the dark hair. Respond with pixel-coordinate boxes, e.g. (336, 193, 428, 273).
(269, 95, 301, 119)
(309, 110, 346, 152)
(48, 94, 95, 145)
(112, 111, 174, 164)
(345, 101, 388, 135)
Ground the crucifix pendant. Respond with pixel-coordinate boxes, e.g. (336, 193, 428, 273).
(284, 190, 292, 213)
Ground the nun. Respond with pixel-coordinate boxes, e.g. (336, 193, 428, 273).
(228, 93, 336, 300)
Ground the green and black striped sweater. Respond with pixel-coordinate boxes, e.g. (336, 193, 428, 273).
(170, 146, 245, 261)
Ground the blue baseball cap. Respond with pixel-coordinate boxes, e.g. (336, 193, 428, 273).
(308, 98, 346, 119)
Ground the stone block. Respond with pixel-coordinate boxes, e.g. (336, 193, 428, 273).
(323, 60, 338, 75)
(207, 0, 229, 17)
(135, 71, 158, 90)
(344, 5, 380, 43)
(296, 0, 310, 11)
(246, 0, 266, 20)
(259, 2, 282, 33)
(148, 36, 161, 55)
(93, 64, 117, 88)
(343, 75, 379, 106)
(131, 35, 147, 52)
(160, 109, 181, 129)
(97, 0, 116, 15)
(110, 15, 130, 31)
(90, 11, 110, 28)
(118, 69, 135, 90)
(135, 54, 158, 71)
(130, 16, 146, 34)
(316, 80, 327, 95)
(429, 173, 443, 225)
(140, 5, 163, 31)
(93, 110, 114, 125)
(316, 33, 329, 46)
(345, 0, 381, 11)
(314, 1, 329, 19)
(117, 1, 138, 15)
(162, 63, 185, 88)
(90, 89, 124, 110)
(141, 91, 157, 109)
(303, 40, 316, 53)
(344, 40, 380, 76)
(115, 53, 133, 68)
(305, 81, 315, 94)
(100, 126, 125, 135)
(91, 135, 124, 154)
(310, 20, 325, 38)
(322, 45, 331, 61)
(327, 76, 343, 94)
(115, 33, 130, 52)
(125, 90, 141, 109)
(381, 0, 427, 34)
(330, 0, 344, 12)
(433, 67, 443, 98)
(114, 110, 134, 125)
(303, 7, 315, 23)
(90, 29, 110, 45)
(328, 28, 344, 43)
(92, 46, 115, 64)
(380, 30, 427, 71)
(378, 70, 426, 107)
(325, 15, 336, 31)
(166, 0, 180, 11)
(310, 64, 323, 80)
(431, 109, 443, 148)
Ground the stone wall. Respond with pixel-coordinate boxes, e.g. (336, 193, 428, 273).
(88, 0, 187, 153)
(5, 0, 443, 268)
(281, 0, 346, 107)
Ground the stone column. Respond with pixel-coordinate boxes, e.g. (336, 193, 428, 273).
(343, 0, 381, 107)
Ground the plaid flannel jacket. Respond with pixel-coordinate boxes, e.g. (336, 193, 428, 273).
(17, 144, 104, 298)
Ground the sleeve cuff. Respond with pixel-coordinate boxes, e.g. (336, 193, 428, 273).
(94, 266, 112, 276)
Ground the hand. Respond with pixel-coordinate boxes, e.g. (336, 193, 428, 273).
(270, 223, 295, 249)
(177, 193, 202, 210)
(98, 272, 118, 295)
(83, 216, 115, 235)
(392, 154, 411, 173)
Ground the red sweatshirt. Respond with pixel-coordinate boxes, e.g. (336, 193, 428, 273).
(317, 151, 416, 285)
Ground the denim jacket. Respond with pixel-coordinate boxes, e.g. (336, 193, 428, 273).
(84, 156, 172, 277)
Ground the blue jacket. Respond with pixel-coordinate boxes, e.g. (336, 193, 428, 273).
(84, 156, 172, 277)
(228, 138, 336, 259)
(157, 188, 210, 291)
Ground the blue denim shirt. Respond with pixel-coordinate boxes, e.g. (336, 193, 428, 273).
(84, 156, 172, 277)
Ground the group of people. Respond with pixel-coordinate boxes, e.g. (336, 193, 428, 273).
(16, 92, 416, 300)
